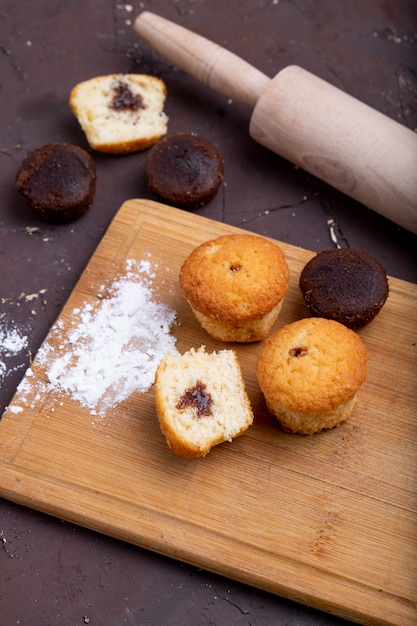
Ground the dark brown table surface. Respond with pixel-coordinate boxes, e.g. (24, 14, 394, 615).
(1, 2, 416, 625)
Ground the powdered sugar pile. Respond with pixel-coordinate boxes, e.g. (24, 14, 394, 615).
(36, 258, 178, 416)
(0, 315, 29, 384)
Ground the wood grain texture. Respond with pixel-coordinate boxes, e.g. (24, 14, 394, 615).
(1, 200, 416, 626)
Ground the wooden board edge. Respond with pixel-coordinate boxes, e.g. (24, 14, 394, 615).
(0, 462, 414, 626)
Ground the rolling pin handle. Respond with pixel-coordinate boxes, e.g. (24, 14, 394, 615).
(134, 11, 270, 109)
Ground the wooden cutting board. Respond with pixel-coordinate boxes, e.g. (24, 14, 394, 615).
(1, 199, 416, 626)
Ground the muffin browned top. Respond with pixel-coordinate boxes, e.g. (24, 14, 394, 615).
(179, 234, 289, 324)
(256, 317, 368, 414)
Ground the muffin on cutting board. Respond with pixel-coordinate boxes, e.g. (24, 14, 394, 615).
(256, 317, 368, 435)
(299, 248, 389, 329)
(179, 234, 289, 342)
(154, 346, 253, 458)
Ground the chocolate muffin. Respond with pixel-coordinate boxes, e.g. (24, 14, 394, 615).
(145, 132, 224, 209)
(16, 143, 96, 223)
(299, 248, 389, 329)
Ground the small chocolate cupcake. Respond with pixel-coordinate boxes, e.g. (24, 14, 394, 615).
(16, 143, 96, 223)
(299, 248, 389, 330)
(146, 132, 224, 209)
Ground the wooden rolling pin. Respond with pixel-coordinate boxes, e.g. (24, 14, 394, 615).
(134, 11, 417, 235)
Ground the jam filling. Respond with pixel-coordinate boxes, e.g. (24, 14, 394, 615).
(289, 346, 308, 357)
(176, 380, 213, 418)
(110, 81, 145, 112)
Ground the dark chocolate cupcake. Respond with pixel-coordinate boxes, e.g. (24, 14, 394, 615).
(145, 132, 224, 209)
(16, 143, 96, 223)
(299, 248, 389, 329)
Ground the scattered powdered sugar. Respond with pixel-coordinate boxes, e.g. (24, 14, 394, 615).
(0, 315, 29, 384)
(8, 405, 24, 414)
(36, 258, 178, 416)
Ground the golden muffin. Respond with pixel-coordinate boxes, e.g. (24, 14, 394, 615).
(256, 317, 368, 434)
(179, 234, 289, 342)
